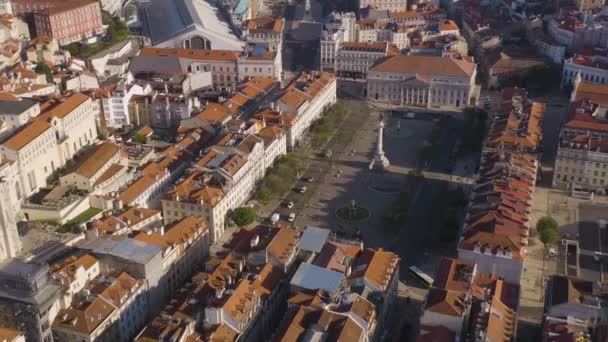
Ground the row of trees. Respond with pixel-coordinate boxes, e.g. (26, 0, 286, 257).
(311, 101, 350, 149)
(256, 153, 304, 203)
(460, 107, 488, 155)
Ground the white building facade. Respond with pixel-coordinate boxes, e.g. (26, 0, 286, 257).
(367, 55, 477, 110)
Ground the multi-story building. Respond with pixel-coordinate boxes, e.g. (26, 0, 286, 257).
(367, 55, 477, 110)
(238, 42, 283, 82)
(274, 71, 337, 149)
(419, 258, 520, 341)
(26, 36, 61, 66)
(0, 260, 61, 342)
(547, 11, 608, 52)
(320, 12, 357, 72)
(561, 54, 608, 89)
(92, 207, 162, 236)
(136, 47, 281, 92)
(336, 41, 399, 79)
(386, 5, 447, 25)
(456, 88, 542, 285)
(0, 97, 40, 140)
(0, 13, 29, 43)
(574, 0, 606, 11)
(553, 80, 608, 192)
(485, 87, 545, 154)
(33, 0, 104, 46)
(360, 0, 409, 11)
(51, 270, 147, 342)
(100, 82, 150, 129)
(243, 18, 284, 53)
(0, 93, 98, 198)
(149, 93, 200, 129)
(162, 134, 265, 242)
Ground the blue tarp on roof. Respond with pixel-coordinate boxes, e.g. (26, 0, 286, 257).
(298, 226, 330, 253)
(290, 263, 344, 295)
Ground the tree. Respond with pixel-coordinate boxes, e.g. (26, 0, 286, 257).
(34, 62, 53, 83)
(257, 187, 273, 203)
(539, 225, 559, 246)
(231, 207, 256, 227)
(132, 133, 147, 144)
(536, 216, 559, 246)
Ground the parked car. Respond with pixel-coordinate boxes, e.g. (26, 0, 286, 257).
(548, 248, 557, 257)
(295, 186, 307, 193)
(284, 201, 294, 209)
(288, 213, 296, 222)
(303, 176, 314, 183)
(402, 112, 415, 119)
(270, 213, 280, 224)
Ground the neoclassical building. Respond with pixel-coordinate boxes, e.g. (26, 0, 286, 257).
(366, 55, 477, 110)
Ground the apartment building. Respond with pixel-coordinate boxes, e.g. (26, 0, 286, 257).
(33, 0, 104, 46)
(418, 257, 520, 341)
(485, 87, 545, 154)
(93, 207, 162, 236)
(161, 134, 265, 242)
(100, 82, 150, 129)
(133, 216, 210, 294)
(367, 55, 477, 110)
(562, 54, 608, 89)
(554, 81, 608, 192)
(116, 134, 199, 209)
(26, 36, 67, 66)
(0, 93, 98, 198)
(420, 258, 477, 335)
(360, 0, 410, 11)
(548, 11, 608, 52)
(275, 226, 399, 341)
(336, 41, 399, 79)
(149, 93, 200, 129)
(320, 12, 357, 72)
(386, 4, 447, 25)
(134, 252, 272, 341)
(243, 17, 284, 53)
(269, 71, 337, 150)
(238, 42, 283, 82)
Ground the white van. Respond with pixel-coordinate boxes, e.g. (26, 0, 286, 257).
(270, 213, 280, 224)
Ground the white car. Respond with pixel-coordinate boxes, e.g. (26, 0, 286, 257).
(403, 112, 415, 119)
(288, 213, 296, 222)
(284, 201, 294, 209)
(270, 213, 280, 224)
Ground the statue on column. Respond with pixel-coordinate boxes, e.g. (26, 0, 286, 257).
(369, 113, 390, 172)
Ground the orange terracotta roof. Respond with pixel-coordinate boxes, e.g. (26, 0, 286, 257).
(246, 17, 284, 33)
(195, 103, 232, 125)
(370, 55, 476, 77)
(140, 48, 241, 62)
(73, 142, 120, 178)
(266, 226, 300, 266)
(0, 328, 23, 342)
(95, 207, 160, 234)
(137, 126, 153, 137)
(351, 248, 399, 291)
(2, 119, 50, 151)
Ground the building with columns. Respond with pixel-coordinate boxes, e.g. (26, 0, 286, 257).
(561, 54, 608, 89)
(367, 55, 477, 110)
